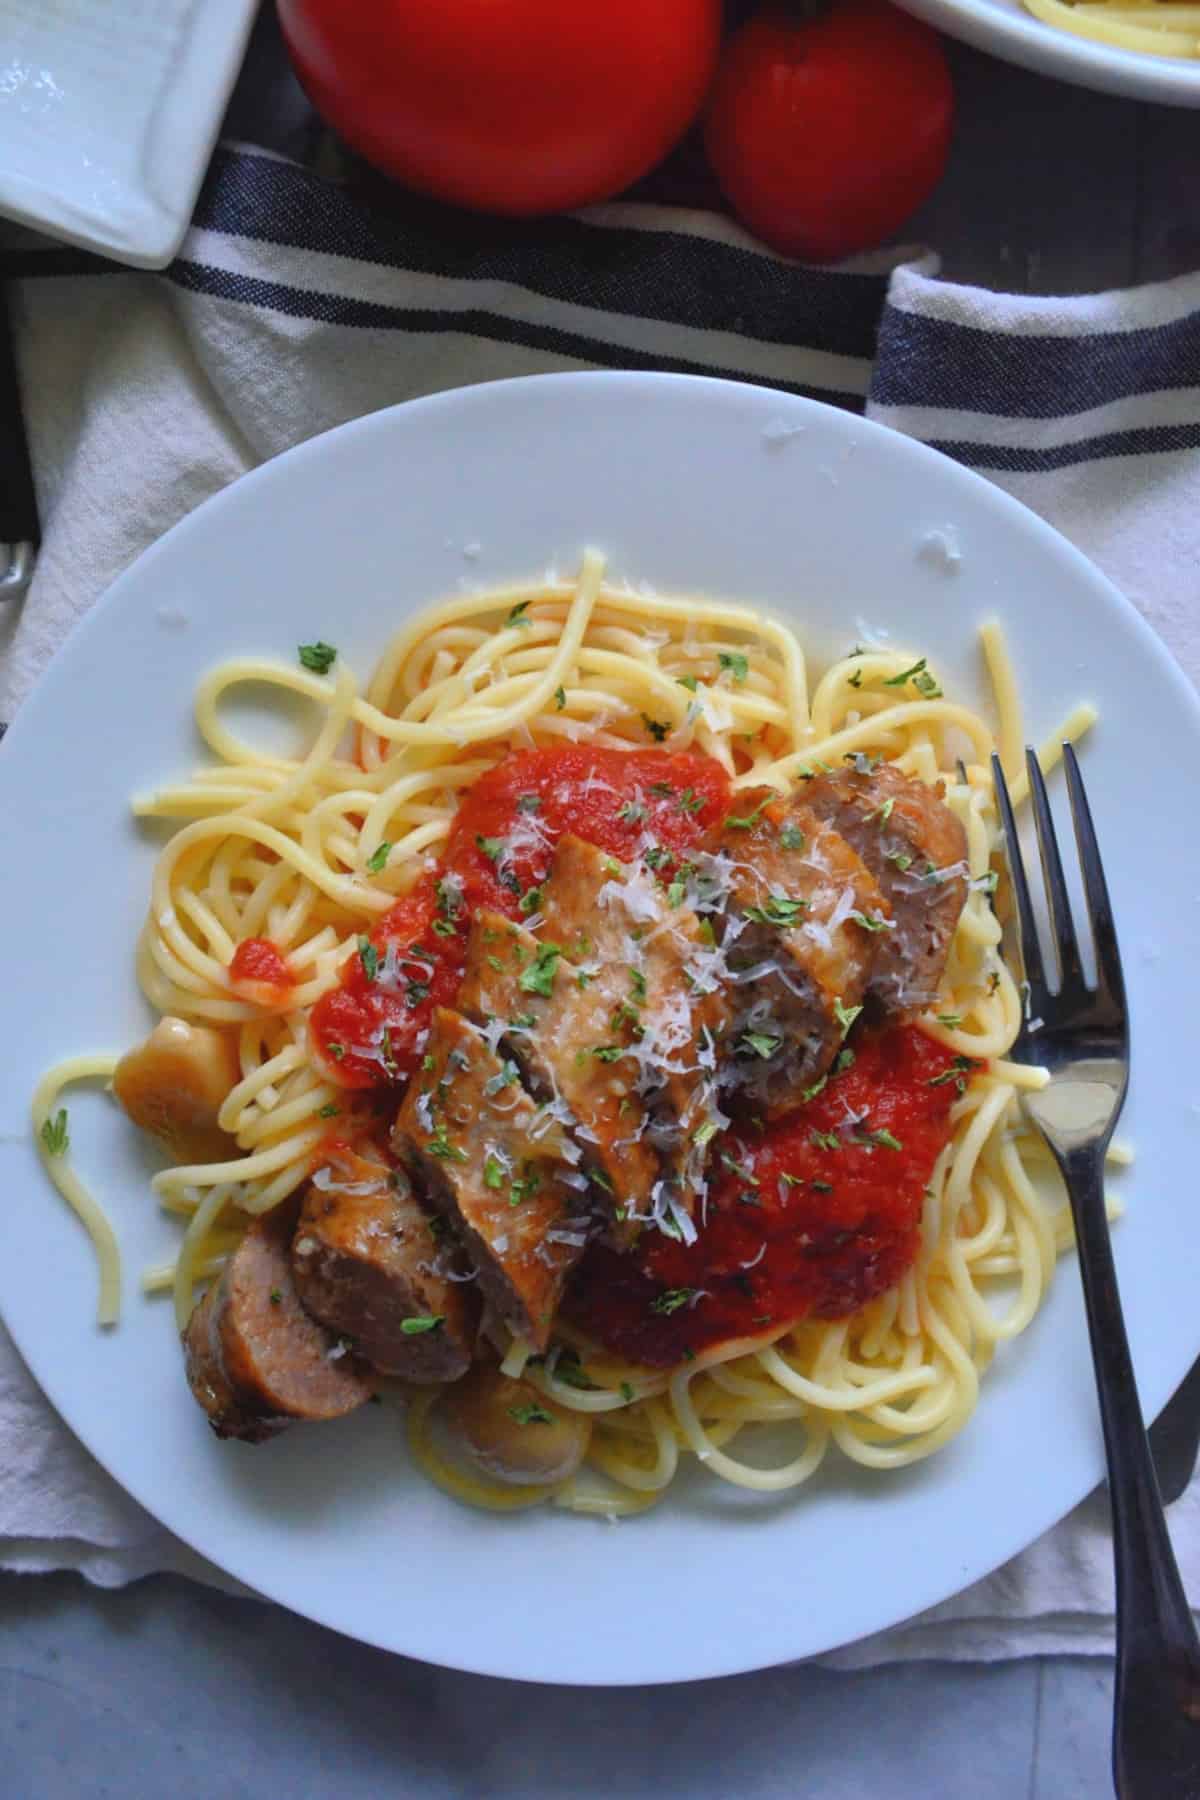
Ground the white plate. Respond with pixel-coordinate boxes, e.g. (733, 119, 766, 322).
(0, 1, 256, 268)
(897, 0, 1200, 107)
(3, 373, 1199, 1686)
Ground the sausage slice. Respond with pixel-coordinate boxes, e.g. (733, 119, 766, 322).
(182, 1199, 372, 1442)
(292, 1145, 478, 1382)
(716, 787, 890, 1115)
(800, 762, 969, 1009)
(392, 1008, 588, 1351)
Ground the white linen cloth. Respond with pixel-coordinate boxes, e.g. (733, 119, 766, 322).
(4, 143, 1200, 1667)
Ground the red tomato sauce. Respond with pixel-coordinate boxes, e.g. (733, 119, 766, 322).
(229, 937, 295, 1000)
(442, 746, 731, 919)
(566, 1026, 972, 1368)
(311, 747, 731, 1087)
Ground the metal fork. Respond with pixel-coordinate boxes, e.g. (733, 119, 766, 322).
(994, 744, 1200, 1799)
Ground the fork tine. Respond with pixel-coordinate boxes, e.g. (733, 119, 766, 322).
(1025, 748, 1085, 995)
(1063, 741, 1126, 1009)
(991, 752, 1050, 1009)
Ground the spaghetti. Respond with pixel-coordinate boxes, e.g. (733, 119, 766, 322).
(1020, 0, 1200, 60)
(34, 550, 1124, 1515)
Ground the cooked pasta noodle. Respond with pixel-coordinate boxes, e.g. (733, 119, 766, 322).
(35, 549, 1122, 1514)
(1021, 0, 1200, 59)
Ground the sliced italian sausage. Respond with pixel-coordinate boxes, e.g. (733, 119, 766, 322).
(800, 761, 969, 1010)
(182, 1199, 372, 1442)
(716, 786, 890, 1116)
(292, 1145, 478, 1382)
(392, 1008, 589, 1352)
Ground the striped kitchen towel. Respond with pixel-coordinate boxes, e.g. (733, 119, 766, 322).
(2, 140, 1200, 1664)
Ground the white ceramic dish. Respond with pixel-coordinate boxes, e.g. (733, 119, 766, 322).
(897, 0, 1200, 107)
(2, 372, 1199, 1686)
(0, 0, 256, 268)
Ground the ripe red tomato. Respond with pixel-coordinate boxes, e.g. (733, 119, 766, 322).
(704, 1, 953, 264)
(278, 0, 722, 218)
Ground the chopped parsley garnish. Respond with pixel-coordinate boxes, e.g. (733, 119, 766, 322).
(516, 793, 541, 814)
(519, 942, 562, 997)
(618, 801, 647, 824)
(725, 798, 768, 831)
(510, 1166, 542, 1205)
(366, 841, 392, 874)
(718, 650, 749, 683)
(269, 1288, 282, 1305)
(554, 1353, 598, 1392)
(401, 1315, 445, 1335)
(483, 1155, 505, 1190)
(868, 797, 895, 825)
(641, 713, 670, 743)
(693, 1119, 719, 1148)
(849, 910, 892, 934)
(554, 685, 566, 710)
(475, 834, 506, 864)
(811, 1180, 833, 1194)
(882, 657, 941, 697)
(677, 674, 699, 692)
(855, 1126, 903, 1151)
(406, 978, 430, 1008)
(648, 782, 675, 798)
(810, 1129, 841, 1151)
(974, 869, 1000, 895)
(720, 1151, 759, 1185)
(436, 876, 463, 920)
(630, 968, 647, 1003)
(619, 1381, 635, 1403)
(505, 600, 531, 627)
(518, 886, 543, 916)
(833, 1047, 856, 1074)
(592, 1045, 623, 1063)
(427, 1125, 468, 1163)
(929, 1056, 974, 1089)
(487, 954, 504, 973)
(326, 1041, 346, 1061)
(511, 1011, 537, 1029)
(884, 848, 912, 870)
(739, 1031, 782, 1060)
(318, 1103, 340, 1119)
(801, 1074, 828, 1103)
(937, 1013, 963, 1028)
(848, 669, 863, 689)
(421, 1054, 436, 1071)
(432, 919, 457, 938)
(744, 894, 808, 928)
(357, 936, 379, 982)
(677, 787, 704, 815)
(40, 1109, 69, 1157)
(666, 878, 686, 908)
(643, 845, 670, 870)
(779, 822, 805, 851)
(651, 1288, 700, 1316)
(298, 640, 337, 674)
(483, 1060, 519, 1096)
(780, 1172, 804, 1188)
(508, 1402, 553, 1425)
(833, 997, 862, 1038)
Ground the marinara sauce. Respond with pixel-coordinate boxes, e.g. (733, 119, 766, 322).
(309, 746, 731, 1088)
(566, 1026, 972, 1367)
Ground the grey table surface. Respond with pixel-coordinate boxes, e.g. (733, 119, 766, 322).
(6, 13, 1200, 1799)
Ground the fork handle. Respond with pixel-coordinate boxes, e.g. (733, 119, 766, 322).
(1062, 1145, 1200, 1798)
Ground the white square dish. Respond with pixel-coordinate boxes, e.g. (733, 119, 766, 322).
(0, 0, 257, 268)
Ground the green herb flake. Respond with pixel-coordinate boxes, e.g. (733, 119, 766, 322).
(298, 640, 337, 674)
(725, 799, 768, 831)
(39, 1108, 69, 1157)
(326, 1041, 346, 1062)
(401, 1315, 445, 1335)
(849, 910, 892, 934)
(618, 801, 647, 825)
(718, 650, 749, 683)
(677, 787, 704, 815)
(693, 1119, 718, 1148)
(619, 1381, 635, 1403)
(720, 1151, 759, 1185)
(505, 600, 532, 628)
(519, 943, 562, 997)
(592, 1045, 623, 1063)
(779, 823, 805, 851)
(518, 886, 543, 916)
(554, 685, 566, 711)
(744, 894, 808, 928)
(651, 1288, 700, 1316)
(365, 841, 392, 875)
(421, 1054, 436, 1071)
(739, 1031, 782, 1060)
(833, 997, 862, 1038)
(810, 1128, 841, 1152)
(648, 782, 675, 798)
(677, 675, 699, 692)
(269, 1287, 283, 1305)
(358, 936, 380, 982)
(883, 656, 930, 688)
(811, 1179, 834, 1193)
(848, 669, 863, 690)
(641, 714, 670, 743)
(318, 1103, 340, 1119)
(483, 1155, 505, 1190)
(508, 1402, 553, 1425)
(516, 793, 541, 814)
(801, 1074, 828, 1104)
(937, 1013, 963, 1029)
(475, 834, 506, 864)
(427, 1125, 468, 1164)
